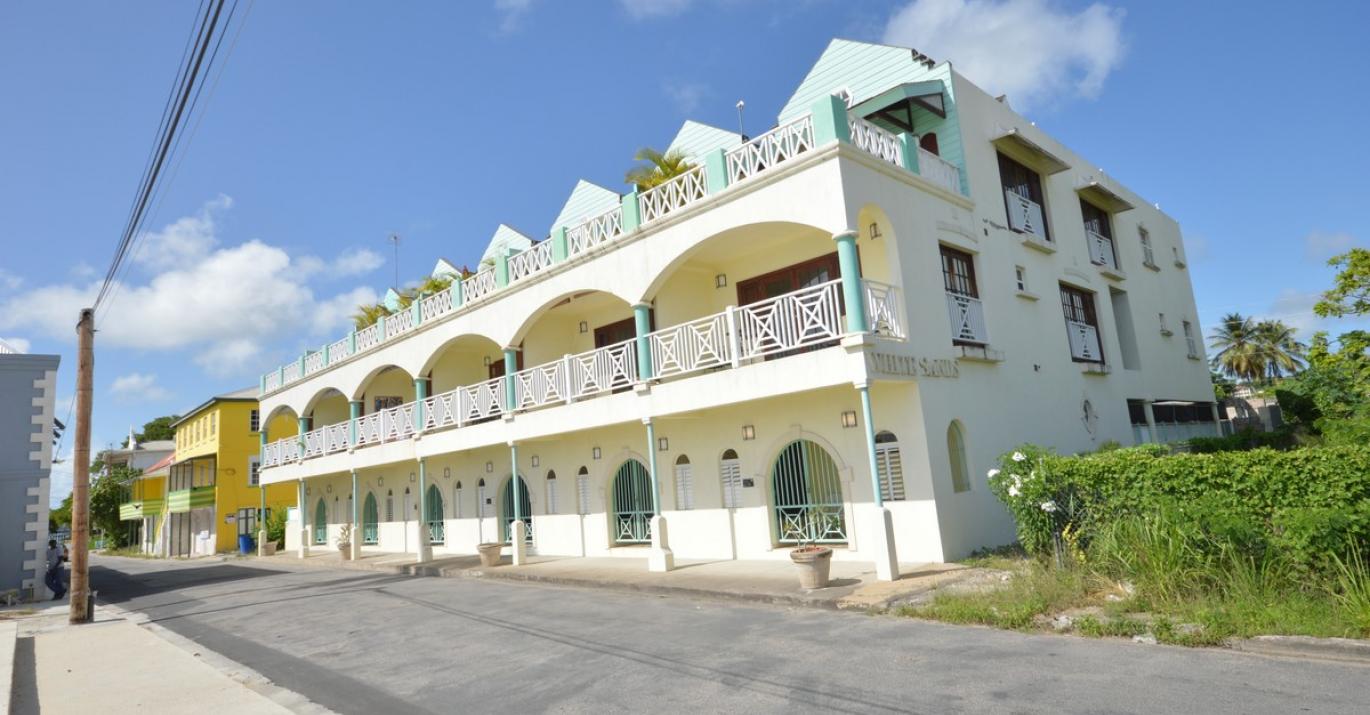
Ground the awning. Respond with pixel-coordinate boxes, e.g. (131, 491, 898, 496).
(1075, 178, 1135, 213)
(850, 81, 947, 134)
(140, 452, 175, 479)
(991, 126, 1070, 174)
(1152, 400, 1196, 407)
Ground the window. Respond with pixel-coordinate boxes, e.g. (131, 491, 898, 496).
(736, 253, 841, 306)
(1172, 245, 1185, 267)
(248, 457, 260, 486)
(477, 479, 488, 518)
(385, 490, 394, 521)
(250, 409, 260, 433)
(1183, 321, 1198, 358)
(455, 482, 464, 519)
(1109, 289, 1140, 370)
(1139, 227, 1156, 267)
(375, 396, 402, 413)
(942, 245, 986, 345)
(210, 412, 216, 435)
(576, 467, 591, 515)
(545, 470, 558, 515)
(1080, 199, 1118, 269)
(1159, 313, 1171, 335)
(673, 456, 694, 510)
(1015, 265, 1028, 292)
(719, 449, 743, 508)
(998, 152, 1050, 240)
(1059, 284, 1104, 363)
(940, 245, 978, 298)
(238, 507, 268, 537)
(874, 432, 905, 501)
(919, 132, 939, 156)
(947, 421, 971, 493)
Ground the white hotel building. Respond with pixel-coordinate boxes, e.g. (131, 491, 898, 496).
(257, 39, 1216, 578)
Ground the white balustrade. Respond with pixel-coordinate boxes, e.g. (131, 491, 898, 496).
(423, 390, 460, 431)
(1005, 189, 1048, 239)
(385, 306, 415, 340)
(327, 336, 352, 365)
(302, 426, 328, 459)
(355, 412, 384, 446)
(458, 377, 505, 423)
(509, 240, 555, 282)
(725, 115, 815, 183)
(569, 339, 637, 398)
(945, 292, 988, 344)
(918, 147, 962, 194)
(734, 280, 842, 359)
(462, 267, 497, 303)
(420, 287, 455, 323)
(1086, 230, 1118, 270)
(1066, 319, 1103, 362)
(385, 402, 417, 441)
(263, 371, 281, 393)
(848, 116, 902, 166)
(355, 323, 383, 352)
(303, 350, 325, 375)
(864, 280, 906, 339)
(639, 166, 707, 224)
(283, 362, 302, 384)
(567, 206, 624, 256)
(513, 360, 569, 410)
(649, 313, 732, 379)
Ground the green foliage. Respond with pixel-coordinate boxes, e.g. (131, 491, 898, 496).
(265, 506, 288, 545)
(1277, 330, 1370, 443)
(124, 416, 179, 446)
(1330, 546, 1370, 633)
(1315, 247, 1370, 319)
(625, 147, 695, 191)
(49, 492, 72, 532)
(90, 464, 140, 548)
(1184, 428, 1296, 453)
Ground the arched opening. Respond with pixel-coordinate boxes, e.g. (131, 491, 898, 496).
(313, 498, 327, 545)
(673, 455, 694, 511)
(875, 431, 905, 501)
(576, 466, 591, 515)
(303, 388, 349, 430)
(499, 475, 533, 543)
(263, 405, 300, 444)
(425, 484, 444, 544)
(352, 365, 417, 416)
(719, 449, 742, 508)
(947, 421, 971, 493)
(770, 439, 845, 543)
(612, 459, 653, 544)
(454, 480, 465, 519)
(545, 470, 558, 515)
(362, 493, 379, 544)
(420, 333, 505, 396)
(509, 290, 640, 402)
(919, 132, 939, 156)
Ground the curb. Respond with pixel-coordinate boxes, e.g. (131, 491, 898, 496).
(1229, 635, 1370, 665)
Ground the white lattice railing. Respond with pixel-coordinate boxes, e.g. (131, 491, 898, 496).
(1066, 319, 1103, 362)
(513, 360, 569, 410)
(356, 323, 383, 352)
(328, 336, 352, 365)
(261, 438, 296, 468)
(459, 377, 505, 423)
(355, 412, 384, 447)
(725, 115, 815, 183)
(567, 206, 624, 256)
(302, 426, 328, 459)
(945, 292, 988, 345)
(1086, 230, 1118, 271)
(639, 166, 707, 225)
(864, 280, 906, 339)
(570, 339, 637, 398)
(918, 147, 961, 194)
(848, 116, 901, 166)
(509, 240, 554, 283)
(303, 350, 325, 375)
(420, 287, 456, 323)
(324, 423, 350, 455)
(385, 306, 416, 340)
(1005, 190, 1048, 240)
(463, 267, 497, 303)
(283, 362, 302, 383)
(263, 371, 282, 392)
(735, 280, 843, 359)
(423, 390, 460, 431)
(649, 312, 732, 379)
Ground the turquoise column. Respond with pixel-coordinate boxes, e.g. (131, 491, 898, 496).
(495, 251, 511, 287)
(414, 378, 428, 431)
(451, 280, 464, 308)
(704, 148, 729, 194)
(348, 329, 357, 355)
(633, 303, 653, 380)
(510, 443, 521, 523)
(321, 342, 330, 366)
(811, 94, 852, 146)
(259, 374, 266, 394)
(644, 421, 662, 515)
(621, 191, 641, 232)
(833, 231, 867, 333)
(859, 385, 883, 507)
(550, 227, 569, 264)
(898, 132, 920, 175)
(296, 416, 310, 456)
(503, 348, 518, 411)
(349, 400, 362, 446)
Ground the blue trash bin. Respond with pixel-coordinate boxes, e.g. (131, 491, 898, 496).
(238, 534, 255, 555)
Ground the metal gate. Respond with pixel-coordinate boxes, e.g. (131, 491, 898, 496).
(771, 439, 846, 543)
(362, 493, 379, 544)
(500, 475, 533, 543)
(613, 459, 653, 544)
(313, 499, 327, 544)
(425, 484, 444, 545)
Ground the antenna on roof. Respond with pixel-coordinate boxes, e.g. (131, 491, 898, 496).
(736, 100, 747, 142)
(387, 233, 401, 290)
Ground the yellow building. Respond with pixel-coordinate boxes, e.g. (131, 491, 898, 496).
(165, 388, 297, 555)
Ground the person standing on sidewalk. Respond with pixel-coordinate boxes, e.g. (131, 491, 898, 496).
(45, 539, 67, 600)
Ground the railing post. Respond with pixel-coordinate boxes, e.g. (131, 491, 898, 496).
(296, 417, 310, 460)
(277, 365, 285, 389)
(704, 148, 729, 194)
(725, 305, 741, 368)
(550, 227, 569, 264)
(414, 378, 428, 432)
(503, 347, 518, 411)
(621, 190, 641, 233)
(412, 296, 423, 327)
(349, 400, 362, 447)
(495, 250, 512, 288)
(321, 342, 330, 367)
(898, 132, 920, 175)
(349, 328, 357, 355)
(633, 302, 653, 381)
(451, 280, 464, 309)
(297, 353, 306, 378)
(376, 315, 386, 344)
(811, 95, 851, 146)
(562, 354, 574, 404)
(259, 374, 266, 395)
(833, 231, 867, 333)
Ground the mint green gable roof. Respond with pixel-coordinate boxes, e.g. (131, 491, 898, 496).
(666, 121, 742, 163)
(480, 224, 534, 264)
(383, 287, 402, 312)
(431, 258, 460, 278)
(548, 180, 620, 234)
(777, 39, 937, 123)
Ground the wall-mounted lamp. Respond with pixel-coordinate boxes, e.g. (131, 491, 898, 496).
(377, 476, 384, 485)
(841, 410, 859, 428)
(409, 472, 416, 482)
(657, 437, 669, 451)
(868, 223, 882, 240)
(531, 455, 540, 468)
(305, 487, 311, 496)
(742, 425, 755, 441)
(443, 467, 451, 479)
(326, 484, 333, 493)
(579, 321, 589, 333)
(715, 274, 728, 288)
(592, 447, 602, 460)
(483, 356, 492, 367)
(485, 461, 494, 473)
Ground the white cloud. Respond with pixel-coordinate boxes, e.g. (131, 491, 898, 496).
(1303, 231, 1357, 261)
(69, 262, 97, 281)
(132, 194, 232, 271)
(0, 336, 30, 353)
(0, 268, 22, 292)
(882, 0, 1126, 110)
(619, 0, 694, 20)
(663, 81, 709, 114)
(0, 197, 386, 377)
(110, 372, 172, 402)
(494, 0, 534, 34)
(332, 248, 386, 277)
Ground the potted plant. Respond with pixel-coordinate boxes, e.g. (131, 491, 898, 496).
(263, 508, 287, 556)
(337, 523, 353, 560)
(477, 542, 503, 567)
(790, 539, 833, 589)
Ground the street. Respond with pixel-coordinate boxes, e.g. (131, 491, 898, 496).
(90, 555, 1364, 714)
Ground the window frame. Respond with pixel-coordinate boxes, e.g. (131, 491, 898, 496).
(997, 152, 1051, 241)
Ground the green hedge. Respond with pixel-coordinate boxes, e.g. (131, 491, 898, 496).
(987, 444, 1370, 572)
(1184, 428, 1297, 453)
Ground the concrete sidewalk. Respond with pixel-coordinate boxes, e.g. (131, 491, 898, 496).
(3, 601, 325, 714)
(263, 549, 1000, 611)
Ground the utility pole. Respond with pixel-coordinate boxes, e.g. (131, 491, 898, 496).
(69, 308, 94, 624)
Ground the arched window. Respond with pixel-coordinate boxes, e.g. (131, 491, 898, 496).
(947, 421, 971, 493)
(874, 431, 905, 501)
(313, 499, 327, 545)
(454, 481, 464, 519)
(545, 470, 559, 515)
(612, 459, 652, 543)
(673, 455, 694, 510)
(477, 479, 488, 518)
(362, 493, 379, 544)
(576, 467, 590, 515)
(919, 132, 939, 156)
(771, 440, 845, 543)
(425, 484, 444, 545)
(719, 449, 742, 508)
(386, 490, 395, 521)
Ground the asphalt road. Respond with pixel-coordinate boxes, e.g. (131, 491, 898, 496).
(91, 555, 1364, 714)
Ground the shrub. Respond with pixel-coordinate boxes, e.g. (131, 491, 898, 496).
(265, 507, 288, 546)
(1185, 428, 1296, 453)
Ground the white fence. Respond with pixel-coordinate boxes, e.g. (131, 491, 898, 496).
(509, 240, 554, 282)
(1005, 190, 1048, 240)
(639, 166, 707, 224)
(945, 292, 988, 344)
(568, 206, 624, 256)
(918, 148, 961, 194)
(1087, 230, 1117, 270)
(1066, 319, 1103, 362)
(462, 267, 497, 304)
(725, 115, 815, 184)
(848, 116, 901, 166)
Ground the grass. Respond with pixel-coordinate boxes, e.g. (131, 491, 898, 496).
(99, 547, 159, 559)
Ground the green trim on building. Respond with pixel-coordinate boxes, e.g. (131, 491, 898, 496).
(119, 498, 164, 521)
(165, 486, 216, 513)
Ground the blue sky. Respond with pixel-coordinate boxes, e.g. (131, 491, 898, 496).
(2, 0, 1366, 504)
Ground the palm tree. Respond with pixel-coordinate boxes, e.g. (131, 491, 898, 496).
(1209, 313, 1262, 384)
(397, 275, 455, 309)
(625, 147, 695, 191)
(1253, 319, 1305, 381)
(351, 303, 389, 330)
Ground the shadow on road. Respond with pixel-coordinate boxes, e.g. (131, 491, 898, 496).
(92, 563, 287, 604)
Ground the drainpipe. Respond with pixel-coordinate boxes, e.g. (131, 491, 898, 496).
(832, 230, 866, 334)
(858, 384, 883, 508)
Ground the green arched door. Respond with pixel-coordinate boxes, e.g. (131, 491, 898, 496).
(425, 484, 445, 545)
(362, 493, 379, 545)
(771, 439, 846, 543)
(500, 476, 533, 543)
(313, 499, 327, 545)
(612, 459, 653, 544)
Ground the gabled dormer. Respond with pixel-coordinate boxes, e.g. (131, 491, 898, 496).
(481, 224, 535, 265)
(666, 120, 742, 163)
(548, 180, 621, 235)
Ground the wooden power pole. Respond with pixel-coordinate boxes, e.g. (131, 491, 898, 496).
(69, 307, 94, 624)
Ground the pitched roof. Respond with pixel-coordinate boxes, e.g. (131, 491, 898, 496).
(666, 121, 742, 163)
(547, 180, 620, 235)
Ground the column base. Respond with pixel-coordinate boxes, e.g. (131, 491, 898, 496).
(416, 523, 432, 564)
(350, 536, 362, 561)
(511, 521, 528, 565)
(298, 528, 310, 559)
(648, 515, 674, 572)
(257, 529, 269, 557)
(870, 506, 899, 582)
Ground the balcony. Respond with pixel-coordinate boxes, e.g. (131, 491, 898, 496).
(1086, 230, 1124, 279)
(847, 115, 963, 195)
(119, 498, 163, 521)
(165, 486, 216, 513)
(945, 291, 988, 345)
(1065, 319, 1103, 362)
(1005, 190, 1048, 242)
(263, 278, 906, 469)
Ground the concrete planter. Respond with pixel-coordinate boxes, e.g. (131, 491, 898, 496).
(261, 542, 277, 556)
(790, 546, 833, 589)
(477, 543, 504, 567)
(338, 544, 353, 560)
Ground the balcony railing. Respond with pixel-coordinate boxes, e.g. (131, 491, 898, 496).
(848, 116, 901, 166)
(945, 292, 988, 344)
(725, 115, 815, 184)
(463, 267, 497, 303)
(567, 206, 624, 256)
(1086, 230, 1118, 271)
(509, 240, 555, 283)
(1066, 319, 1103, 362)
(262, 279, 902, 469)
(918, 148, 961, 195)
(1005, 190, 1047, 239)
(639, 165, 708, 224)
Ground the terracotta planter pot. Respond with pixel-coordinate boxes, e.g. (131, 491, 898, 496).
(477, 543, 503, 567)
(790, 546, 833, 589)
(262, 542, 277, 556)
